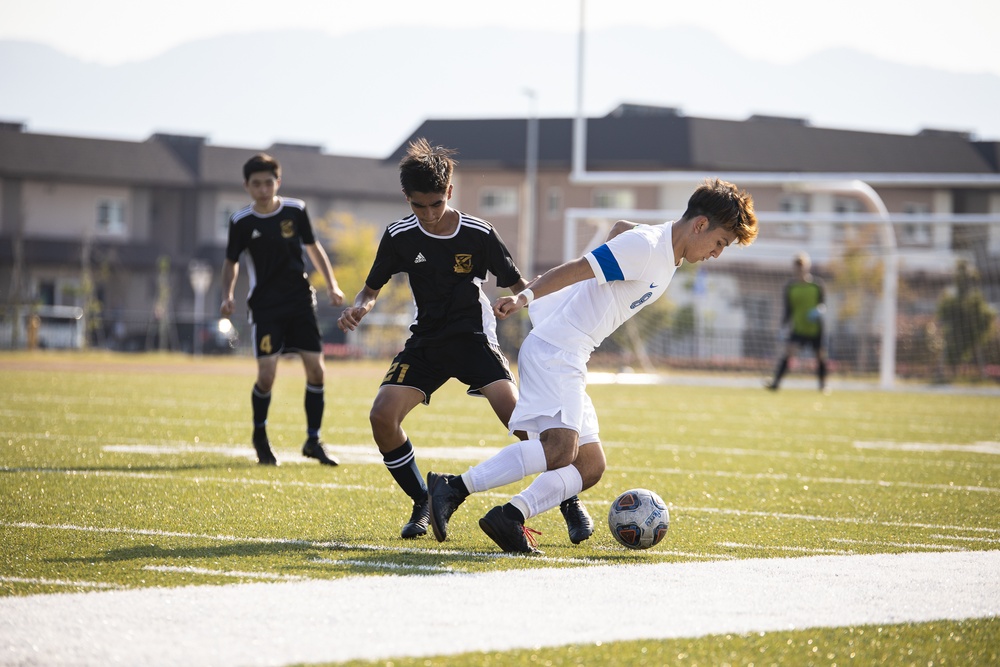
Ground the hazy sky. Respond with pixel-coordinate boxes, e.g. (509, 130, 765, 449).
(4, 0, 1000, 76)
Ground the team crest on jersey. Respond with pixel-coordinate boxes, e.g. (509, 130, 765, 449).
(453, 254, 473, 274)
(280, 220, 296, 238)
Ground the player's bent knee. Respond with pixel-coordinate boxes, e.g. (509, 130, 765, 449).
(542, 440, 578, 470)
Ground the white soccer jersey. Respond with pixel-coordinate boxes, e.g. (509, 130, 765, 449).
(530, 222, 678, 357)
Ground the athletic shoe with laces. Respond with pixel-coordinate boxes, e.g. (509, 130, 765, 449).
(302, 437, 339, 466)
(252, 428, 278, 466)
(401, 495, 430, 539)
(427, 471, 466, 542)
(559, 495, 594, 544)
(479, 506, 542, 554)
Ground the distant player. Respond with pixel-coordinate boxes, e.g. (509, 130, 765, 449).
(338, 138, 594, 542)
(765, 251, 828, 392)
(221, 153, 345, 466)
(427, 178, 759, 553)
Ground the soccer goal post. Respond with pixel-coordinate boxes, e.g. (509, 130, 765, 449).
(561, 179, 1000, 388)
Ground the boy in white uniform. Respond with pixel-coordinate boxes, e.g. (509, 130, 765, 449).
(427, 178, 759, 552)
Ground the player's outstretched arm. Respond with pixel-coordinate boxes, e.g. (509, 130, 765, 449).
(338, 285, 381, 332)
(220, 259, 238, 317)
(304, 243, 345, 306)
(493, 257, 595, 320)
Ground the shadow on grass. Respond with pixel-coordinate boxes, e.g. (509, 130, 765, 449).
(54, 541, 323, 565)
(48, 538, 640, 575)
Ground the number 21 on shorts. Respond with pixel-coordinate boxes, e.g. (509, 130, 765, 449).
(383, 362, 410, 384)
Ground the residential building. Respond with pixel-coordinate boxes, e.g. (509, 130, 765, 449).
(0, 124, 400, 350)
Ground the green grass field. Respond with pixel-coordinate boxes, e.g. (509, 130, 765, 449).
(2, 351, 999, 666)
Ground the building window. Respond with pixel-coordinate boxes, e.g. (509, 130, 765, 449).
(832, 196, 864, 241)
(593, 189, 635, 210)
(776, 193, 810, 237)
(900, 202, 932, 245)
(97, 199, 126, 235)
(479, 188, 518, 215)
(833, 197, 864, 214)
(38, 281, 56, 306)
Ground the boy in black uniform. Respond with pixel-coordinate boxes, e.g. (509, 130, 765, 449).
(338, 138, 593, 542)
(221, 153, 345, 465)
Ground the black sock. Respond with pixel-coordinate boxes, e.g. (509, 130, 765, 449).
(501, 503, 525, 524)
(818, 359, 828, 388)
(448, 475, 470, 497)
(305, 383, 324, 439)
(252, 384, 271, 428)
(383, 440, 426, 501)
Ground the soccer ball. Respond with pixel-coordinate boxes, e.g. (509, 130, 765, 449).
(607, 488, 670, 549)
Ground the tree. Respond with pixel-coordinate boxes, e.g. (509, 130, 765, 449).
(829, 228, 884, 373)
(312, 211, 411, 315)
(936, 260, 997, 377)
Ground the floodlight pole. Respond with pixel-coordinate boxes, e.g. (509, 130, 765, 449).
(521, 88, 539, 281)
(573, 0, 587, 178)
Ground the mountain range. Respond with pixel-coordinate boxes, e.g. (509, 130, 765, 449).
(1, 25, 998, 158)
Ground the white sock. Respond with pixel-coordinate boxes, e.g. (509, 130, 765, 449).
(510, 465, 583, 520)
(461, 439, 547, 493)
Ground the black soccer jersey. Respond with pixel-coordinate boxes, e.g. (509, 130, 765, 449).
(225, 197, 317, 319)
(366, 212, 521, 347)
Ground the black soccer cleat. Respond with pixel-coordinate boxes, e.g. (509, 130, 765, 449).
(252, 428, 278, 466)
(559, 495, 594, 544)
(427, 471, 466, 542)
(302, 437, 339, 466)
(479, 506, 542, 554)
(401, 495, 430, 539)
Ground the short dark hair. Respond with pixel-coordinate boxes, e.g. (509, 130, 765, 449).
(399, 138, 456, 195)
(243, 153, 280, 182)
(682, 178, 759, 246)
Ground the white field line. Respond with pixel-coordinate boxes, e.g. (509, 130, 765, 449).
(828, 537, 964, 551)
(854, 440, 1000, 455)
(309, 558, 457, 573)
(0, 576, 123, 590)
(716, 542, 855, 555)
(614, 464, 1000, 494)
(142, 565, 306, 581)
(931, 533, 1000, 544)
(1, 550, 998, 667)
(635, 441, 1000, 469)
(675, 505, 1000, 535)
(589, 546, 735, 560)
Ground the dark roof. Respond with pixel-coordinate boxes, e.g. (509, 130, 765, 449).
(689, 117, 993, 173)
(0, 127, 401, 198)
(388, 116, 691, 171)
(0, 129, 194, 185)
(390, 111, 998, 175)
(200, 144, 399, 199)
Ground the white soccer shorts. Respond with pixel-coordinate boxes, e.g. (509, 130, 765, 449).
(510, 334, 599, 445)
